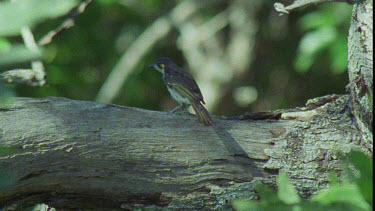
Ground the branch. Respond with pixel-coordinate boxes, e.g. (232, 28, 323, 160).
(0, 68, 43, 86)
(1, 0, 92, 87)
(38, 0, 93, 46)
(346, 0, 373, 148)
(274, 0, 351, 15)
(0, 95, 370, 209)
(20, 27, 46, 86)
(0, 26, 46, 86)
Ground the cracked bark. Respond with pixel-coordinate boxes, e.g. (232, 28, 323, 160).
(347, 0, 373, 149)
(0, 94, 371, 210)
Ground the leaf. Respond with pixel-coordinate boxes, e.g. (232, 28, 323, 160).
(299, 27, 337, 54)
(328, 34, 348, 74)
(232, 200, 262, 211)
(294, 27, 337, 73)
(0, 44, 42, 66)
(255, 183, 280, 204)
(0, 37, 11, 50)
(0, 0, 78, 36)
(298, 11, 335, 31)
(345, 151, 373, 206)
(232, 200, 298, 211)
(329, 171, 339, 186)
(311, 184, 370, 211)
(277, 172, 301, 205)
(293, 52, 315, 73)
(97, 0, 117, 5)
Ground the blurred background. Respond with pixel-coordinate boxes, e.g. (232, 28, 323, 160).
(1, 0, 353, 116)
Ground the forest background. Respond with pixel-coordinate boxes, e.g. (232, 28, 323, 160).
(1, 0, 352, 115)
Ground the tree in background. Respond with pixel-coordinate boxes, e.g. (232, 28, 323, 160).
(2, 0, 353, 115)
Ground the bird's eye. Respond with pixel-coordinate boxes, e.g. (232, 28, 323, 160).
(159, 64, 165, 69)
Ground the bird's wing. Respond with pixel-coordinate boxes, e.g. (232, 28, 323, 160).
(166, 80, 213, 125)
(165, 81, 202, 103)
(164, 67, 205, 104)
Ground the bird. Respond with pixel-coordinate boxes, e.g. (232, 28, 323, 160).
(148, 57, 214, 126)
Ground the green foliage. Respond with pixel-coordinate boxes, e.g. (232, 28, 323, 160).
(0, 37, 11, 50)
(294, 27, 337, 73)
(0, 0, 78, 66)
(0, 0, 78, 106)
(1, 1, 354, 113)
(0, 36, 40, 67)
(294, 3, 352, 74)
(277, 172, 301, 205)
(0, 44, 42, 66)
(96, 0, 117, 5)
(342, 151, 373, 207)
(232, 151, 373, 211)
(0, 0, 78, 36)
(311, 183, 369, 210)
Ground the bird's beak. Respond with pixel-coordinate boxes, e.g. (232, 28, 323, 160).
(148, 63, 156, 69)
(148, 63, 164, 74)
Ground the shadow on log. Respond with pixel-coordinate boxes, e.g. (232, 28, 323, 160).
(0, 95, 371, 210)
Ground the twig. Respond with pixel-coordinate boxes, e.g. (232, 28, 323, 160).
(20, 27, 46, 86)
(38, 0, 92, 46)
(1, 27, 46, 86)
(0, 69, 41, 86)
(274, 0, 349, 15)
(2, 0, 93, 86)
(38, 19, 75, 46)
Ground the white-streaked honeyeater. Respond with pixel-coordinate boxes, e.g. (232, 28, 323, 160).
(148, 57, 214, 126)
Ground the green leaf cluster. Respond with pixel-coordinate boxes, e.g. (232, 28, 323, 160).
(0, 0, 78, 36)
(233, 151, 373, 211)
(294, 3, 351, 74)
(0, 0, 78, 66)
(0, 0, 77, 66)
(0, 0, 77, 106)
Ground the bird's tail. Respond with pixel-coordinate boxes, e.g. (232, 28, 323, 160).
(190, 101, 214, 126)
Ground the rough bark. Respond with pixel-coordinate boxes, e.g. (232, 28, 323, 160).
(347, 0, 373, 149)
(0, 95, 371, 210)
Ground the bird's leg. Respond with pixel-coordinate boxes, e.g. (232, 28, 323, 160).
(170, 104, 183, 113)
(170, 103, 190, 113)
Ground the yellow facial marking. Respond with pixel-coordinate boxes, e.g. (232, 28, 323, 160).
(160, 64, 165, 69)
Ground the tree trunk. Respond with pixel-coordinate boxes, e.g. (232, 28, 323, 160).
(347, 0, 373, 149)
(0, 94, 371, 210)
